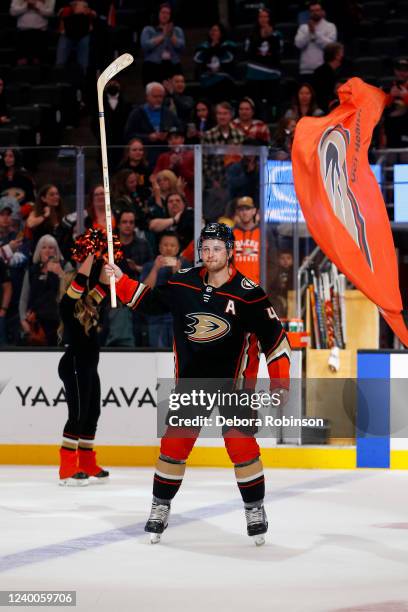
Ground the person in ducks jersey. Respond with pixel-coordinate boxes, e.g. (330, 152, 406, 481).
(105, 222, 291, 545)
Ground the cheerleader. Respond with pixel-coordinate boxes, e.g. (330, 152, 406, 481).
(58, 251, 109, 486)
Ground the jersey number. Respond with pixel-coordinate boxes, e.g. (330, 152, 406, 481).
(266, 306, 278, 320)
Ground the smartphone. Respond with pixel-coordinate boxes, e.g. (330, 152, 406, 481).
(162, 256, 177, 266)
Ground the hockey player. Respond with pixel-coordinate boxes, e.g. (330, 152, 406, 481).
(105, 223, 291, 545)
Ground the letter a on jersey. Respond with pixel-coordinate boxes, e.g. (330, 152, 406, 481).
(225, 300, 236, 315)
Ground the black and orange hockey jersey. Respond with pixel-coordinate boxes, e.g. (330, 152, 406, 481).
(233, 225, 261, 285)
(116, 266, 291, 386)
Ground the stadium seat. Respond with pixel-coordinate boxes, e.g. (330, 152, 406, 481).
(5, 83, 31, 106)
(0, 65, 11, 82)
(184, 80, 203, 100)
(396, 0, 408, 16)
(29, 83, 77, 133)
(357, 19, 383, 38)
(111, 25, 138, 56)
(370, 37, 404, 57)
(30, 84, 66, 107)
(0, 12, 16, 29)
(363, 1, 389, 20)
(0, 126, 19, 147)
(285, 4, 301, 22)
(280, 76, 298, 100)
(30, 83, 75, 111)
(232, 1, 265, 25)
(13, 103, 59, 145)
(235, 24, 253, 42)
(0, 28, 16, 48)
(350, 38, 370, 56)
(282, 40, 298, 59)
(352, 56, 385, 77)
(0, 48, 14, 65)
(47, 64, 81, 87)
(118, 0, 152, 11)
(10, 105, 43, 131)
(384, 19, 408, 36)
(9, 65, 43, 85)
(280, 59, 299, 78)
(115, 9, 142, 29)
(276, 22, 298, 41)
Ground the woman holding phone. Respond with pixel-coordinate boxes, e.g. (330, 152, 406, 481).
(19, 234, 65, 346)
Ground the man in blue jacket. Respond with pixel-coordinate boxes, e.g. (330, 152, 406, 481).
(124, 82, 181, 146)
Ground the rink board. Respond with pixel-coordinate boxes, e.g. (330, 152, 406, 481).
(0, 350, 406, 468)
(0, 349, 303, 466)
(357, 351, 408, 469)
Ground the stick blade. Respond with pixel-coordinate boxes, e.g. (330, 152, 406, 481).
(97, 53, 134, 91)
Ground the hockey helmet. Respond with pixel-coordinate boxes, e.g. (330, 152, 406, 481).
(197, 222, 234, 262)
(198, 222, 234, 249)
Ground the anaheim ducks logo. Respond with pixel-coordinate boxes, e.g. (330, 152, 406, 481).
(241, 277, 258, 290)
(185, 312, 231, 342)
(319, 124, 373, 271)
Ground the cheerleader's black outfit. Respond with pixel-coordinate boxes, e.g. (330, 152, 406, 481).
(58, 273, 108, 481)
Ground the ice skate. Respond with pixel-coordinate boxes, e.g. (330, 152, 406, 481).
(78, 449, 109, 483)
(59, 448, 89, 486)
(245, 505, 268, 546)
(59, 471, 89, 487)
(144, 500, 171, 544)
(91, 468, 110, 481)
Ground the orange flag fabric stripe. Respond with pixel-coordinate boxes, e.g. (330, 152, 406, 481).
(292, 77, 408, 346)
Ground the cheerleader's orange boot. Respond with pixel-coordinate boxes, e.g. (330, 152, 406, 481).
(59, 448, 89, 487)
(78, 448, 109, 482)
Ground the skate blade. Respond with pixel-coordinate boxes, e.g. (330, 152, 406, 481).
(59, 478, 89, 487)
(150, 533, 162, 544)
(90, 476, 110, 484)
(252, 534, 266, 546)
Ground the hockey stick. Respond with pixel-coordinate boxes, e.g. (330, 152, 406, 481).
(331, 264, 345, 349)
(97, 53, 134, 307)
(309, 283, 320, 349)
(322, 271, 335, 349)
(338, 272, 347, 347)
(311, 270, 324, 348)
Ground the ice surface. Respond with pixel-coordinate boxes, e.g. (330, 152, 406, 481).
(1, 467, 408, 612)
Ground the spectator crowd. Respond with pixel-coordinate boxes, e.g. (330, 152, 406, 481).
(0, 0, 407, 348)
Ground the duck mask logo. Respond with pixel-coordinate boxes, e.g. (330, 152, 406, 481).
(185, 313, 230, 342)
(319, 124, 373, 272)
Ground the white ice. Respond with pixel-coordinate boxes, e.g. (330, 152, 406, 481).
(1, 467, 408, 612)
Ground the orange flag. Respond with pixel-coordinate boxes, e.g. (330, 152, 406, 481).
(292, 77, 408, 346)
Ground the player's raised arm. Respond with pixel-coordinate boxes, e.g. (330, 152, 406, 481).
(104, 262, 171, 315)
